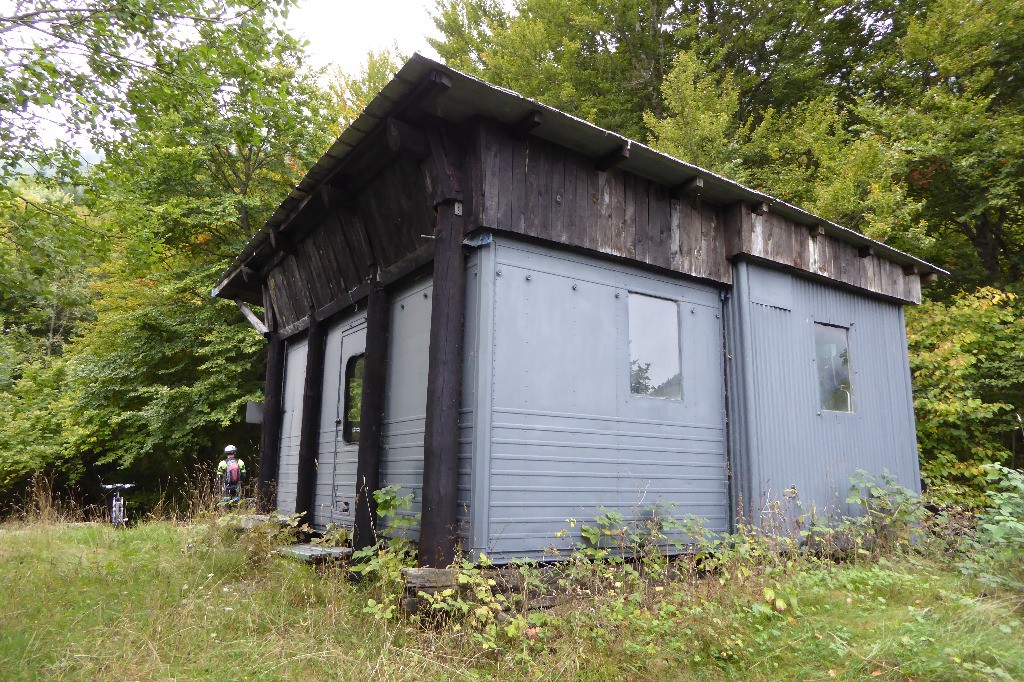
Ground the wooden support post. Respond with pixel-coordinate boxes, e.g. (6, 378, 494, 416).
(294, 315, 327, 520)
(353, 274, 390, 551)
(257, 332, 285, 512)
(419, 198, 467, 567)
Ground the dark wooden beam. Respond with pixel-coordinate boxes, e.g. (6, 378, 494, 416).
(294, 315, 327, 520)
(754, 202, 770, 216)
(418, 198, 466, 567)
(921, 272, 939, 285)
(257, 332, 285, 512)
(808, 224, 826, 238)
(512, 110, 544, 139)
(270, 229, 297, 256)
(385, 118, 430, 159)
(595, 144, 629, 171)
(902, 264, 919, 276)
(353, 275, 390, 551)
(319, 184, 353, 209)
(277, 314, 312, 340)
(858, 245, 876, 258)
(394, 70, 453, 118)
(672, 176, 703, 199)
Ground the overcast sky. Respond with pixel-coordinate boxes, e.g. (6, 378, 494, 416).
(287, 0, 444, 75)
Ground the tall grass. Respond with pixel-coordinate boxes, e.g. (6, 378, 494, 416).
(1, 472, 1022, 680)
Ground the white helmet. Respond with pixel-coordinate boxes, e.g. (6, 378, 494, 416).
(224, 444, 237, 456)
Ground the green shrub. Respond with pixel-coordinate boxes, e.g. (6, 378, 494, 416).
(960, 464, 1024, 590)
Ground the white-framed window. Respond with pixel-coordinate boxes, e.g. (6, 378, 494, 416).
(628, 292, 682, 400)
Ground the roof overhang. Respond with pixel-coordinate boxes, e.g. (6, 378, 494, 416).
(213, 53, 947, 301)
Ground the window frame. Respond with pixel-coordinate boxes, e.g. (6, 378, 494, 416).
(626, 290, 683, 402)
(342, 352, 365, 444)
(813, 322, 854, 413)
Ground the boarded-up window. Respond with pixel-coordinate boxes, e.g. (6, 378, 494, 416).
(814, 324, 853, 412)
(628, 293, 681, 399)
(343, 354, 364, 443)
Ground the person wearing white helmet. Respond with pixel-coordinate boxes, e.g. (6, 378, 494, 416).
(216, 445, 247, 504)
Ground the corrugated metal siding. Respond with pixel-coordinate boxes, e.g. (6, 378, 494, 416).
(312, 312, 366, 530)
(484, 239, 728, 560)
(731, 262, 919, 527)
(276, 338, 308, 514)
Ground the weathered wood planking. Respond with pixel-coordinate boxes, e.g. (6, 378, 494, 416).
(475, 123, 730, 285)
(263, 116, 922, 334)
(263, 155, 436, 331)
(725, 203, 922, 303)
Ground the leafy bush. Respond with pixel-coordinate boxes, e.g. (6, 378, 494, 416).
(960, 464, 1024, 590)
(907, 288, 1022, 506)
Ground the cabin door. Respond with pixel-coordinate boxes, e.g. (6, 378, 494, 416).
(276, 337, 308, 515)
(312, 320, 366, 529)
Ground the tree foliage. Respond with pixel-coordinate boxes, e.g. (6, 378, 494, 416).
(907, 288, 1022, 505)
(0, 0, 343, 504)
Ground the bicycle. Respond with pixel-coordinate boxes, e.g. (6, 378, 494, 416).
(101, 483, 135, 526)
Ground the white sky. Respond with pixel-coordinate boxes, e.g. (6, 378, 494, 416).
(287, 0, 444, 75)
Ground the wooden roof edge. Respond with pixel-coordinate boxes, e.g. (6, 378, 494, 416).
(213, 53, 947, 298)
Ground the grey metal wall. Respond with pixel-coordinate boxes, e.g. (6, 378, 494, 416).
(725, 261, 920, 527)
(312, 311, 366, 529)
(472, 238, 729, 560)
(379, 267, 478, 543)
(276, 337, 308, 514)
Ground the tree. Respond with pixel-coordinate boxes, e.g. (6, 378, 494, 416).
(431, 0, 684, 139)
(0, 0, 296, 181)
(907, 288, 1024, 505)
(861, 0, 1024, 290)
(0, 0, 336, 503)
(326, 50, 403, 135)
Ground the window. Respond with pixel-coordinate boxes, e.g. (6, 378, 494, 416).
(814, 324, 853, 412)
(628, 293, 682, 400)
(342, 353, 365, 443)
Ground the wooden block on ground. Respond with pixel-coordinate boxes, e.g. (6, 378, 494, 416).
(279, 543, 353, 564)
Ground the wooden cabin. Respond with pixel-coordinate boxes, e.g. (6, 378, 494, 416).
(214, 55, 945, 566)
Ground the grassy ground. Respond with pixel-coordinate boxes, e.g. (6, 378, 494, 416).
(0, 518, 1020, 681)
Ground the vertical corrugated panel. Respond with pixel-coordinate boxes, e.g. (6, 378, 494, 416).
(276, 338, 308, 514)
(459, 257, 481, 547)
(740, 263, 920, 527)
(312, 312, 366, 530)
(485, 239, 728, 561)
(723, 264, 754, 524)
